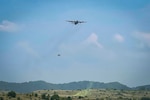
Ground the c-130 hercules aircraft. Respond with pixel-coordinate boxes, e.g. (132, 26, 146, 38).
(66, 20, 86, 25)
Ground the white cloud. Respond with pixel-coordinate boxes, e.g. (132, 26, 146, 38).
(134, 32, 150, 47)
(114, 34, 124, 43)
(17, 41, 40, 58)
(84, 33, 103, 48)
(0, 20, 19, 32)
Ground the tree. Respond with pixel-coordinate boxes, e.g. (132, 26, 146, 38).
(51, 94, 59, 100)
(35, 93, 38, 97)
(7, 91, 16, 98)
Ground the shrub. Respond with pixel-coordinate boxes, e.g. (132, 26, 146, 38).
(17, 97, 21, 100)
(67, 96, 72, 100)
(35, 93, 38, 97)
(41, 93, 46, 99)
(0, 97, 4, 100)
(78, 96, 84, 99)
(41, 93, 49, 100)
(7, 91, 16, 98)
(141, 97, 150, 100)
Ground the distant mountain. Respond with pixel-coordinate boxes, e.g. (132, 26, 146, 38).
(134, 85, 150, 90)
(0, 81, 130, 93)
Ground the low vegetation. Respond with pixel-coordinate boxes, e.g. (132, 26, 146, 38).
(7, 91, 16, 98)
(0, 89, 150, 100)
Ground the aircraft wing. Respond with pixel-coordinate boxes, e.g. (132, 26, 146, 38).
(66, 20, 75, 23)
(79, 21, 86, 23)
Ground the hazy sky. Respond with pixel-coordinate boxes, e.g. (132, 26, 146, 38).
(0, 0, 150, 87)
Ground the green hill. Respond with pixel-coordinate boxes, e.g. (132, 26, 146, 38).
(0, 81, 130, 93)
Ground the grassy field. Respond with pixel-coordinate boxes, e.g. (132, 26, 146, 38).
(0, 89, 150, 100)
